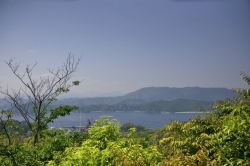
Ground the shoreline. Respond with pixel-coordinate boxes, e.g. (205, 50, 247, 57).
(78, 111, 206, 114)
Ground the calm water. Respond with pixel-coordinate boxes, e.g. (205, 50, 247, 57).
(13, 111, 204, 129)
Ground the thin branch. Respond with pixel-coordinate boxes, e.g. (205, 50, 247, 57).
(0, 54, 81, 144)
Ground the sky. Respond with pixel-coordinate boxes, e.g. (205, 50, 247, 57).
(0, 0, 250, 98)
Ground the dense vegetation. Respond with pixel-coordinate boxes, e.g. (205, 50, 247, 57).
(0, 73, 249, 165)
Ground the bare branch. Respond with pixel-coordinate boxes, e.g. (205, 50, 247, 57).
(0, 54, 81, 145)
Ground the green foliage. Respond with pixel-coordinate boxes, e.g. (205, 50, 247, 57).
(48, 116, 162, 166)
(88, 116, 120, 144)
(56, 87, 70, 94)
(0, 120, 29, 137)
(27, 103, 78, 146)
(0, 128, 88, 166)
(0, 110, 21, 166)
(67, 131, 88, 145)
(1, 72, 249, 165)
(46, 105, 78, 123)
(120, 122, 147, 132)
(0, 111, 29, 138)
(120, 122, 155, 148)
(158, 73, 250, 165)
(72, 80, 80, 86)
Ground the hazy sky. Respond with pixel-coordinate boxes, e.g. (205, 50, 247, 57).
(0, 0, 250, 98)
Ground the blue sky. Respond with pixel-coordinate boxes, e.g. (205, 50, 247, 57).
(0, 0, 250, 98)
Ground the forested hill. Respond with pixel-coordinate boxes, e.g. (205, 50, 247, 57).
(78, 99, 213, 113)
(54, 87, 236, 106)
(0, 87, 236, 109)
(122, 87, 236, 102)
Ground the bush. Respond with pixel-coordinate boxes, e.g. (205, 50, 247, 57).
(48, 116, 162, 166)
(158, 72, 250, 165)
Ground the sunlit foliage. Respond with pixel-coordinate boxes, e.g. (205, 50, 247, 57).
(48, 116, 162, 166)
(158, 72, 250, 165)
(1, 72, 249, 165)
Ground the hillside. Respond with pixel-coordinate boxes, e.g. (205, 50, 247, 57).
(53, 87, 236, 106)
(121, 87, 236, 102)
(78, 99, 213, 113)
(0, 98, 11, 109)
(1, 87, 236, 110)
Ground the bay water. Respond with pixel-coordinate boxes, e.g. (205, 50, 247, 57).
(13, 111, 205, 129)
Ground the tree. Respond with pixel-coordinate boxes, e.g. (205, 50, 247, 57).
(48, 116, 162, 166)
(158, 72, 250, 165)
(0, 54, 81, 145)
(120, 122, 147, 132)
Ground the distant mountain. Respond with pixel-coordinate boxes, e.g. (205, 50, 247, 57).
(59, 91, 124, 98)
(54, 87, 236, 106)
(117, 99, 147, 105)
(139, 99, 213, 113)
(2, 87, 236, 110)
(0, 98, 11, 109)
(121, 87, 236, 102)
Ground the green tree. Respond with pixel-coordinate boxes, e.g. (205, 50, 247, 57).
(120, 122, 147, 132)
(159, 72, 250, 165)
(0, 110, 20, 166)
(0, 54, 81, 145)
(48, 116, 162, 166)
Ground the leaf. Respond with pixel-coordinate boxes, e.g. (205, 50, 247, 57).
(72, 80, 80, 86)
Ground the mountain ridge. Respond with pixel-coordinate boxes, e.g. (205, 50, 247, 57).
(78, 98, 214, 113)
(51, 86, 236, 106)
(122, 86, 235, 101)
(1, 87, 236, 114)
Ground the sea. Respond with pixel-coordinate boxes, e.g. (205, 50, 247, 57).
(13, 111, 205, 129)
